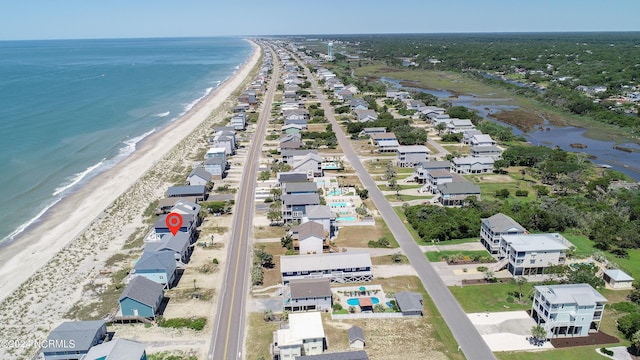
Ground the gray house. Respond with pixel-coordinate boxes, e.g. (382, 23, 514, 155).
(284, 278, 333, 312)
(83, 339, 147, 360)
(204, 157, 227, 178)
(119, 275, 165, 319)
(43, 320, 107, 360)
(187, 167, 212, 187)
(480, 213, 526, 255)
(396, 145, 430, 168)
(282, 193, 320, 223)
(144, 232, 191, 263)
(133, 251, 177, 289)
(348, 326, 366, 349)
(395, 292, 424, 316)
(438, 182, 481, 206)
(413, 161, 451, 184)
(281, 149, 318, 165)
(283, 181, 318, 195)
(277, 171, 309, 184)
(167, 185, 206, 201)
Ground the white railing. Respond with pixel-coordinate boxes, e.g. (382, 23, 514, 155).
(331, 312, 407, 320)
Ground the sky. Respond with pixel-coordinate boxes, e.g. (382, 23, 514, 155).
(1, 0, 639, 40)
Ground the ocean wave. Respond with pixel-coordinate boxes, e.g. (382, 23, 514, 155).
(1, 128, 157, 244)
(182, 87, 213, 114)
(155, 111, 170, 118)
(1, 198, 62, 243)
(52, 159, 107, 196)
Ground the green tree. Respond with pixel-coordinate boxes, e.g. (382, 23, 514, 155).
(618, 312, 640, 338)
(270, 187, 282, 201)
(566, 263, 605, 289)
(251, 265, 263, 286)
(280, 233, 293, 250)
(531, 325, 547, 341)
(632, 330, 640, 355)
(514, 276, 528, 302)
(263, 309, 274, 322)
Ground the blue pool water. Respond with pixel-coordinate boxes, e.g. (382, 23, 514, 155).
(328, 189, 341, 196)
(347, 297, 380, 306)
(337, 217, 356, 221)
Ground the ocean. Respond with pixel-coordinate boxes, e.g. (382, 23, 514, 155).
(0, 37, 252, 243)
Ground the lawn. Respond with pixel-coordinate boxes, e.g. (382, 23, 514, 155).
(245, 312, 279, 360)
(476, 180, 537, 202)
(335, 218, 399, 248)
(253, 225, 285, 239)
(371, 254, 409, 265)
(448, 282, 535, 313)
(561, 231, 640, 276)
(254, 242, 287, 288)
(425, 250, 492, 263)
(384, 194, 433, 202)
(496, 345, 609, 360)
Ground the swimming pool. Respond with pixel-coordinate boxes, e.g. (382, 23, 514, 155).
(337, 216, 356, 221)
(328, 189, 342, 196)
(347, 297, 380, 306)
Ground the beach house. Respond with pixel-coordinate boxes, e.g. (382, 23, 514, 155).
(531, 284, 607, 338)
(283, 181, 318, 195)
(281, 149, 318, 165)
(437, 181, 481, 206)
(293, 153, 323, 178)
(280, 252, 373, 284)
(451, 156, 495, 174)
(446, 119, 476, 133)
(302, 205, 336, 238)
(132, 251, 177, 288)
(480, 213, 527, 255)
(144, 232, 191, 263)
(83, 339, 147, 360)
(498, 233, 572, 276)
(119, 275, 165, 319)
(272, 312, 326, 359)
(204, 157, 227, 179)
(167, 185, 207, 201)
(355, 109, 378, 123)
(395, 292, 424, 316)
(396, 145, 430, 168)
(348, 326, 366, 349)
(470, 145, 502, 160)
(187, 167, 212, 187)
(292, 221, 326, 255)
(413, 161, 451, 184)
(230, 113, 246, 130)
(42, 320, 107, 360)
(283, 278, 333, 312)
(282, 193, 320, 223)
(603, 269, 634, 289)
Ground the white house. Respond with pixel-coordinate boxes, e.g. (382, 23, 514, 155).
(480, 213, 526, 255)
(451, 156, 494, 174)
(469, 134, 496, 147)
(447, 119, 476, 133)
(499, 233, 573, 276)
(396, 145, 430, 168)
(413, 161, 451, 184)
(294, 221, 326, 255)
(470, 145, 502, 160)
(293, 153, 323, 178)
(187, 167, 212, 186)
(603, 269, 634, 289)
(272, 312, 326, 359)
(531, 284, 607, 338)
(355, 109, 378, 122)
(280, 252, 373, 284)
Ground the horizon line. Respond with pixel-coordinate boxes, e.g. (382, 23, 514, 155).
(2, 30, 640, 42)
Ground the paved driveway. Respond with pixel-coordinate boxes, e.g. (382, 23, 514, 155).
(467, 311, 554, 352)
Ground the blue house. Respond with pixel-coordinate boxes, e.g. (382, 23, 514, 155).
(204, 157, 226, 178)
(154, 213, 196, 240)
(133, 251, 177, 289)
(43, 320, 107, 360)
(119, 276, 165, 319)
(83, 339, 147, 360)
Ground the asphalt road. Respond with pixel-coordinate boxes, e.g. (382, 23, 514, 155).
(296, 55, 497, 359)
(209, 44, 279, 360)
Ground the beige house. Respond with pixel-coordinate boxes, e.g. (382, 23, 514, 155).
(272, 312, 326, 359)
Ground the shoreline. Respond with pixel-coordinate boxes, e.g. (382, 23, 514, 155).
(0, 39, 261, 303)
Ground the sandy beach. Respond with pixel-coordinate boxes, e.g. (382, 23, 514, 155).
(0, 40, 261, 359)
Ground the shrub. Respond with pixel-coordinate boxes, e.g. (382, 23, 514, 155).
(495, 188, 510, 198)
(212, 258, 219, 265)
(477, 266, 489, 272)
(506, 296, 514, 303)
(333, 303, 343, 311)
(515, 189, 529, 197)
(617, 312, 640, 338)
(159, 317, 207, 331)
(609, 302, 640, 313)
(601, 348, 614, 356)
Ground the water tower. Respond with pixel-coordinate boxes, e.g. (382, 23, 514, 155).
(328, 42, 334, 60)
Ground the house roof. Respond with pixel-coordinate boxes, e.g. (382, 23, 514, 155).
(283, 181, 317, 194)
(294, 153, 323, 168)
(395, 292, 423, 313)
(481, 213, 526, 234)
(439, 182, 481, 195)
(46, 320, 106, 353)
(471, 145, 502, 153)
(119, 276, 164, 307)
(397, 145, 429, 153)
(355, 109, 378, 120)
(449, 119, 474, 127)
(282, 193, 320, 206)
(167, 185, 206, 197)
(188, 167, 212, 182)
(289, 278, 332, 299)
(154, 213, 195, 230)
(281, 149, 318, 157)
(134, 251, 177, 273)
(349, 98, 368, 106)
(428, 169, 453, 178)
(463, 129, 483, 137)
(377, 140, 400, 147)
(144, 232, 190, 254)
(370, 132, 396, 140)
(297, 221, 325, 240)
(453, 156, 494, 165)
(277, 172, 309, 183)
(282, 124, 304, 130)
(277, 312, 325, 347)
(604, 269, 634, 282)
(534, 284, 607, 305)
(348, 326, 365, 344)
(305, 205, 334, 219)
(83, 338, 146, 360)
(172, 199, 201, 217)
(358, 297, 373, 307)
(204, 157, 226, 166)
(417, 160, 451, 169)
(472, 134, 495, 143)
(280, 252, 371, 273)
(363, 127, 386, 133)
(296, 350, 370, 360)
(501, 233, 570, 252)
(280, 133, 302, 143)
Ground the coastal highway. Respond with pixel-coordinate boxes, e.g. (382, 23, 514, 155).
(209, 44, 279, 360)
(292, 51, 497, 359)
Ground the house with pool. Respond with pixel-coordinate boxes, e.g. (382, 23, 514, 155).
(283, 278, 333, 312)
(280, 252, 373, 284)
